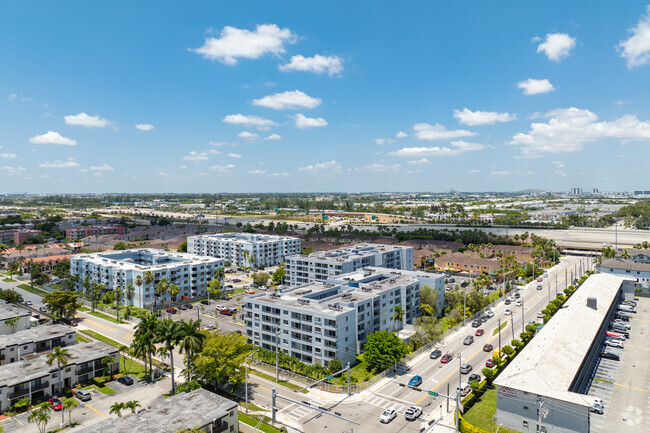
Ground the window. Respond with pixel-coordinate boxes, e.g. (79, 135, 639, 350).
(523, 406, 528, 410)
(522, 420, 528, 427)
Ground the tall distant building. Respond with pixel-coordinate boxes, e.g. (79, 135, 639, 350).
(591, 188, 599, 194)
(570, 188, 583, 195)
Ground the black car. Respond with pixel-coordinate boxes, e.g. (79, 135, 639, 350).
(460, 281, 468, 287)
(615, 315, 630, 322)
(599, 352, 620, 361)
(504, 299, 511, 305)
(200, 300, 210, 305)
(449, 278, 455, 283)
(480, 315, 489, 323)
(468, 374, 481, 384)
(186, 304, 193, 309)
(118, 376, 134, 386)
(514, 292, 521, 299)
(471, 320, 481, 328)
(179, 304, 188, 310)
(430, 349, 442, 359)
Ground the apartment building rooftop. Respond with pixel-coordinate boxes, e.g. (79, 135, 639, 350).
(190, 232, 297, 243)
(72, 248, 219, 271)
(600, 258, 650, 272)
(0, 302, 31, 321)
(298, 243, 410, 263)
(0, 341, 116, 387)
(0, 324, 72, 350)
(75, 388, 237, 433)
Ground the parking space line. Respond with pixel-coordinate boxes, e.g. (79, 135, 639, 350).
(625, 344, 650, 351)
(85, 403, 109, 419)
(611, 382, 650, 393)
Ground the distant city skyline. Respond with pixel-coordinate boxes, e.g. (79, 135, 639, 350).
(1, 2, 649, 193)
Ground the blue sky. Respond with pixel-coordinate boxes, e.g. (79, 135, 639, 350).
(1, 1, 650, 193)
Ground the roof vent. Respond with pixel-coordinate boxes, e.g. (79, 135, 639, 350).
(586, 297, 597, 310)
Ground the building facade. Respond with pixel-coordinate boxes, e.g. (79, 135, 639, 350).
(0, 229, 42, 245)
(0, 303, 32, 335)
(65, 225, 126, 239)
(435, 252, 501, 274)
(244, 267, 443, 366)
(599, 258, 650, 289)
(71, 249, 225, 309)
(187, 233, 301, 267)
(0, 324, 76, 365)
(75, 388, 238, 433)
(285, 244, 413, 287)
(0, 341, 119, 412)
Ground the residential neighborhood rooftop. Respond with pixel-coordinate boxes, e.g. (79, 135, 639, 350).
(0, 302, 31, 321)
(0, 324, 73, 350)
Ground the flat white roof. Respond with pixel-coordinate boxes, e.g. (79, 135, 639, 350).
(495, 273, 633, 407)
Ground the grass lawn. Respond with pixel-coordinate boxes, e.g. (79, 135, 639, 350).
(121, 357, 147, 380)
(82, 384, 115, 395)
(492, 320, 507, 336)
(3, 278, 16, 282)
(79, 306, 90, 312)
(76, 334, 90, 343)
(233, 287, 245, 295)
(51, 283, 63, 290)
(88, 310, 124, 324)
(238, 413, 282, 433)
(249, 370, 308, 393)
(462, 388, 519, 433)
(329, 359, 374, 385)
(80, 330, 123, 349)
(488, 290, 503, 303)
(17, 284, 49, 297)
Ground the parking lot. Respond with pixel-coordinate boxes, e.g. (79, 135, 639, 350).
(588, 296, 650, 433)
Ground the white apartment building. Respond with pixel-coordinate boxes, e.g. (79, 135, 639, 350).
(285, 243, 413, 287)
(71, 249, 224, 309)
(187, 233, 301, 267)
(0, 302, 32, 335)
(244, 267, 444, 366)
(0, 341, 118, 412)
(0, 324, 76, 365)
(600, 258, 650, 289)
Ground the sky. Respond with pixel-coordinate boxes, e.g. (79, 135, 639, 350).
(1, 1, 650, 193)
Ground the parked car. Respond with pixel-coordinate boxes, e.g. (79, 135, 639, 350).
(621, 300, 636, 307)
(449, 278, 455, 283)
(430, 349, 442, 359)
(25, 300, 33, 305)
(441, 353, 453, 363)
(475, 329, 484, 337)
(486, 310, 494, 318)
(39, 306, 48, 312)
(537, 311, 545, 318)
(179, 304, 188, 310)
(245, 289, 255, 294)
(589, 404, 604, 414)
(75, 389, 91, 402)
(200, 300, 210, 305)
(504, 309, 512, 316)
(49, 398, 63, 411)
(537, 277, 543, 282)
(543, 273, 549, 278)
(408, 376, 423, 387)
(380, 407, 397, 424)
(613, 320, 631, 329)
(232, 279, 242, 283)
(215, 305, 225, 311)
(483, 344, 494, 352)
(599, 352, 620, 361)
(404, 406, 422, 421)
(504, 298, 511, 305)
(456, 382, 471, 397)
(536, 284, 543, 290)
(515, 300, 523, 307)
(460, 281, 468, 287)
(471, 320, 481, 328)
(514, 292, 521, 299)
(480, 315, 489, 323)
(186, 303, 193, 309)
(485, 359, 495, 368)
(166, 307, 177, 314)
(220, 308, 234, 316)
(250, 283, 259, 288)
(460, 363, 473, 374)
(468, 374, 481, 384)
(463, 335, 474, 345)
(118, 376, 134, 386)
(606, 339, 624, 348)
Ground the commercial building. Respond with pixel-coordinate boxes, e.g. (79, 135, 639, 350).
(435, 252, 501, 275)
(0, 229, 42, 245)
(244, 267, 443, 366)
(75, 388, 238, 433)
(630, 249, 650, 264)
(599, 258, 650, 289)
(65, 224, 126, 239)
(494, 273, 635, 433)
(285, 244, 413, 287)
(71, 249, 224, 309)
(0, 324, 76, 365)
(0, 302, 32, 335)
(187, 233, 301, 267)
(0, 341, 119, 412)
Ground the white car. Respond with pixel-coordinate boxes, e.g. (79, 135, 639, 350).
(25, 300, 33, 305)
(504, 309, 511, 316)
(589, 403, 604, 414)
(379, 407, 397, 423)
(515, 300, 523, 307)
(404, 406, 422, 421)
(606, 339, 624, 349)
(613, 320, 631, 330)
(590, 397, 604, 407)
(215, 305, 225, 311)
(537, 311, 545, 318)
(486, 310, 494, 318)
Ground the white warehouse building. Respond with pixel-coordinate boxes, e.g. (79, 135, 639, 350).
(244, 267, 444, 366)
(187, 233, 301, 267)
(71, 249, 224, 309)
(285, 243, 414, 287)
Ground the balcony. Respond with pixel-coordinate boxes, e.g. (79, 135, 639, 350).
(77, 365, 94, 375)
(31, 381, 49, 392)
(9, 388, 30, 399)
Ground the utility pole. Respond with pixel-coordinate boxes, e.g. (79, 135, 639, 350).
(521, 298, 525, 334)
(447, 383, 450, 412)
(463, 291, 466, 326)
(565, 269, 568, 289)
(456, 355, 462, 433)
(511, 315, 515, 342)
(275, 326, 280, 382)
(347, 361, 351, 396)
(615, 224, 618, 252)
(498, 318, 502, 354)
(547, 284, 551, 304)
(272, 388, 277, 425)
(555, 275, 558, 297)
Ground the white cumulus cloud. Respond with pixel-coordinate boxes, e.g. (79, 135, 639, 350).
(248, 169, 266, 175)
(238, 131, 258, 139)
(412, 123, 477, 141)
(90, 164, 113, 171)
(375, 138, 395, 145)
(264, 133, 281, 141)
(453, 108, 517, 126)
(351, 163, 401, 173)
(39, 160, 79, 168)
(223, 113, 277, 129)
(252, 90, 322, 110)
(135, 123, 154, 131)
(294, 114, 327, 129)
(0, 153, 17, 159)
(227, 153, 242, 158)
(209, 141, 238, 147)
(536, 33, 576, 62)
(490, 171, 510, 175)
(191, 24, 296, 65)
(29, 131, 77, 146)
(183, 151, 210, 161)
(517, 78, 555, 95)
(298, 160, 341, 173)
(279, 54, 343, 76)
(407, 158, 430, 165)
(209, 164, 235, 174)
(389, 140, 485, 157)
(510, 107, 650, 157)
(396, 131, 408, 138)
(64, 112, 111, 127)
(618, 6, 650, 68)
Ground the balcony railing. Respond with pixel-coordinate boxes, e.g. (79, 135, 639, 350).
(9, 388, 30, 399)
(31, 381, 49, 392)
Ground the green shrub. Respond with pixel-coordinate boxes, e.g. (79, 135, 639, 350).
(93, 376, 108, 387)
(13, 397, 31, 412)
(63, 387, 74, 398)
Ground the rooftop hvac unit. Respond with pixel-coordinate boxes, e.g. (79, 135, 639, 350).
(298, 299, 310, 305)
(362, 287, 372, 292)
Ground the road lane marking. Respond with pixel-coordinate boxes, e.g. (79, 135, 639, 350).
(625, 344, 650, 351)
(79, 316, 112, 332)
(612, 382, 650, 393)
(84, 403, 109, 418)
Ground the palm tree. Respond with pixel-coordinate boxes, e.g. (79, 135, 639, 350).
(82, 275, 91, 298)
(62, 397, 79, 427)
(130, 334, 151, 380)
(124, 400, 141, 413)
(118, 344, 133, 376)
(46, 346, 70, 395)
(621, 249, 631, 259)
(109, 402, 125, 417)
(143, 271, 155, 312)
(102, 355, 115, 379)
(168, 284, 180, 312)
(178, 319, 205, 381)
(27, 402, 51, 433)
(157, 319, 181, 395)
(5, 317, 18, 333)
(241, 250, 250, 268)
(214, 266, 225, 286)
(114, 285, 124, 322)
(135, 275, 143, 307)
(155, 278, 169, 313)
(126, 284, 135, 307)
(90, 282, 104, 313)
(250, 254, 257, 270)
(393, 305, 404, 332)
(134, 311, 158, 380)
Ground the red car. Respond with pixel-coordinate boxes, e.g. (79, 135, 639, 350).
(219, 308, 233, 316)
(166, 308, 177, 314)
(485, 359, 494, 368)
(475, 329, 484, 336)
(49, 398, 63, 411)
(440, 353, 453, 364)
(537, 277, 543, 282)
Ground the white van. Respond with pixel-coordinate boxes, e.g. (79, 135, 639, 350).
(618, 304, 636, 313)
(457, 382, 471, 397)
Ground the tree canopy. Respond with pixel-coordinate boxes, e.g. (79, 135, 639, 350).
(43, 291, 81, 320)
(363, 330, 410, 373)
